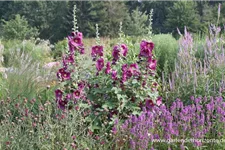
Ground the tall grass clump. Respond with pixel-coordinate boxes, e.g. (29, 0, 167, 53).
(2, 39, 53, 67)
(1, 49, 56, 100)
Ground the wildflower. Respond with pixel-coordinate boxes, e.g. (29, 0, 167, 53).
(96, 58, 104, 72)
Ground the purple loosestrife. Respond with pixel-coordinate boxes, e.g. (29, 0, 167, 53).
(116, 96, 225, 150)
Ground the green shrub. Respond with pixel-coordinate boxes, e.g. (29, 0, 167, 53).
(1, 14, 39, 40)
(152, 34, 178, 75)
(0, 49, 56, 100)
(52, 38, 68, 59)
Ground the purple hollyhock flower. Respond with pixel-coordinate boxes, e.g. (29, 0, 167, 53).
(96, 58, 104, 71)
(77, 32, 83, 39)
(73, 90, 81, 99)
(72, 37, 82, 46)
(145, 99, 154, 110)
(57, 99, 68, 110)
(71, 31, 83, 40)
(122, 64, 128, 72)
(139, 40, 154, 57)
(68, 36, 82, 51)
(55, 89, 63, 101)
(64, 54, 75, 64)
(111, 70, 117, 80)
(79, 47, 85, 54)
(121, 44, 128, 57)
(57, 68, 66, 79)
(105, 62, 111, 74)
(66, 93, 72, 101)
(112, 45, 120, 62)
(61, 71, 71, 80)
(121, 72, 127, 83)
(141, 40, 154, 51)
(78, 81, 85, 90)
(130, 63, 139, 69)
(148, 59, 157, 71)
(91, 45, 103, 58)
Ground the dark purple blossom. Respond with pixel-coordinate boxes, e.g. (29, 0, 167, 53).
(111, 70, 117, 80)
(121, 44, 128, 57)
(105, 62, 111, 74)
(91, 45, 103, 59)
(96, 58, 104, 72)
(73, 90, 81, 99)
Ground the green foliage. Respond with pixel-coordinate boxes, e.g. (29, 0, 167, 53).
(1, 14, 39, 40)
(152, 34, 178, 75)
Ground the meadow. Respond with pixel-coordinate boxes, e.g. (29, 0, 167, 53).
(1, 3, 225, 150)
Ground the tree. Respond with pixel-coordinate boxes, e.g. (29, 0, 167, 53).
(103, 1, 130, 37)
(1, 14, 39, 40)
(165, 1, 201, 36)
(124, 8, 148, 36)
